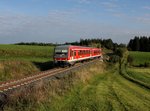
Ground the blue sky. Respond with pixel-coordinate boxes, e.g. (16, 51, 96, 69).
(0, 0, 150, 44)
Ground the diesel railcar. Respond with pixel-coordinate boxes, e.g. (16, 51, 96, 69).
(54, 45, 102, 66)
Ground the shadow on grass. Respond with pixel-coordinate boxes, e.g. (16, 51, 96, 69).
(33, 61, 55, 71)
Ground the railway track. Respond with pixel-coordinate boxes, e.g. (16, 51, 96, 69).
(0, 60, 97, 93)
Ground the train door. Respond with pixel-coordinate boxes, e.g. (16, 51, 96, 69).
(90, 50, 92, 57)
(70, 50, 73, 60)
(73, 51, 76, 59)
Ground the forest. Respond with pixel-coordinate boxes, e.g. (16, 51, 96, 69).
(127, 36, 150, 52)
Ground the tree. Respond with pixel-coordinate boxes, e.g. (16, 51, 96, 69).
(128, 36, 150, 52)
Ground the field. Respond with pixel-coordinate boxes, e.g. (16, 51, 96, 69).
(5, 57, 150, 111)
(0, 44, 54, 81)
(129, 51, 150, 66)
(40, 51, 150, 111)
(0, 46, 150, 111)
(0, 44, 54, 62)
(48, 64, 150, 111)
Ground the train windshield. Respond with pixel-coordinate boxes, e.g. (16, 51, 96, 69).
(55, 49, 68, 54)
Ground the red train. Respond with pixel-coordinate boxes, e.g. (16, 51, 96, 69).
(54, 45, 102, 66)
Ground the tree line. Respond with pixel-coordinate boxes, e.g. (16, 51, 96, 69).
(15, 38, 126, 51)
(128, 36, 150, 52)
(15, 42, 56, 46)
(65, 38, 126, 51)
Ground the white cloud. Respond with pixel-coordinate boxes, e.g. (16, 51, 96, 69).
(77, 0, 91, 4)
(136, 16, 150, 24)
(143, 6, 150, 10)
(0, 9, 149, 44)
(69, 0, 91, 4)
(101, 1, 118, 8)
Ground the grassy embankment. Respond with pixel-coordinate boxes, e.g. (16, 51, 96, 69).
(1, 45, 150, 111)
(5, 62, 106, 111)
(0, 44, 54, 81)
(5, 50, 150, 111)
(48, 52, 150, 111)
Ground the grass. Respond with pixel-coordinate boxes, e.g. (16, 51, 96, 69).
(125, 51, 150, 88)
(0, 44, 54, 81)
(49, 50, 149, 111)
(129, 51, 150, 66)
(127, 67, 150, 86)
(48, 63, 150, 111)
(0, 60, 40, 81)
(0, 56, 51, 62)
(4, 60, 150, 111)
(2, 47, 150, 111)
(5, 62, 106, 111)
(0, 44, 54, 62)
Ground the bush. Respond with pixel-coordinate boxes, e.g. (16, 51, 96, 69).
(144, 62, 150, 67)
(127, 55, 133, 64)
(109, 55, 120, 63)
(115, 48, 124, 58)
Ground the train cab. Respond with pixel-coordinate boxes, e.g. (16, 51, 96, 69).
(54, 45, 70, 66)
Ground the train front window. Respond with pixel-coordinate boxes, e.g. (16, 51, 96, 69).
(55, 49, 68, 55)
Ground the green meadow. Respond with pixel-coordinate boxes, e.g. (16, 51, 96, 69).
(48, 63, 150, 111)
(129, 51, 150, 66)
(0, 44, 54, 81)
(0, 45, 149, 111)
(6, 55, 150, 111)
(0, 44, 54, 62)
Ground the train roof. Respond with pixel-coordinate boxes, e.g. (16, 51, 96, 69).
(55, 45, 101, 49)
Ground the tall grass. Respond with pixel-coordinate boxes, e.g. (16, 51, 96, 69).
(5, 62, 106, 111)
(49, 63, 150, 111)
(4, 60, 150, 111)
(0, 60, 40, 81)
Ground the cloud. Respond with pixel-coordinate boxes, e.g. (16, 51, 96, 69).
(69, 0, 91, 4)
(143, 6, 150, 10)
(101, 1, 118, 8)
(0, 9, 149, 44)
(136, 15, 150, 24)
(112, 12, 126, 18)
(77, 0, 91, 4)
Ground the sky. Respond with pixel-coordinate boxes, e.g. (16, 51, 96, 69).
(0, 0, 150, 44)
